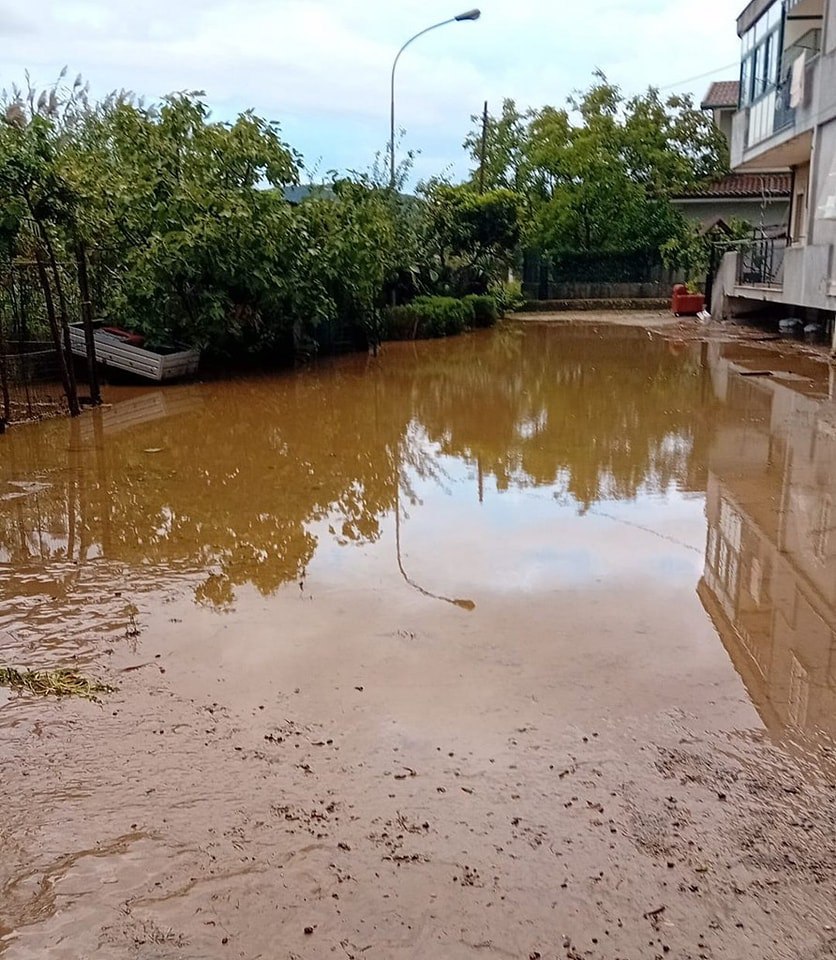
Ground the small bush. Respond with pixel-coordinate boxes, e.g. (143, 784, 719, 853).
(464, 294, 499, 328)
(384, 296, 475, 340)
(384, 305, 421, 341)
(489, 279, 526, 315)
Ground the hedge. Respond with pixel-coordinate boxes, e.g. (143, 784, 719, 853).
(463, 294, 499, 328)
(384, 295, 481, 341)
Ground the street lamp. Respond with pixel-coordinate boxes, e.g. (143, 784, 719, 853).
(389, 9, 481, 189)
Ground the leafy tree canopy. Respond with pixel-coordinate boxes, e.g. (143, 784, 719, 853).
(463, 72, 730, 256)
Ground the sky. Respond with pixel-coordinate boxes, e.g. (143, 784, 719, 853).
(2, 0, 742, 184)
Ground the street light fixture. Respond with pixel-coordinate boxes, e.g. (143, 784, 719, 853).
(388, 9, 481, 189)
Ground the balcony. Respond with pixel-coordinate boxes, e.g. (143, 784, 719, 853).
(731, 27, 829, 170)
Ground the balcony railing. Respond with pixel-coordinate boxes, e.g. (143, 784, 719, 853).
(774, 29, 821, 133)
(736, 235, 787, 289)
(773, 79, 795, 135)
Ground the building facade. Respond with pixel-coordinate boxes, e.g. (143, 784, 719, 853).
(714, 0, 836, 343)
(672, 82, 791, 231)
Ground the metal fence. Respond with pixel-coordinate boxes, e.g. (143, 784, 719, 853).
(0, 250, 104, 430)
(736, 235, 786, 289)
(522, 249, 679, 301)
(0, 340, 68, 428)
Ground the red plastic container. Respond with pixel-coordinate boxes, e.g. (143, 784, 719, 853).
(671, 284, 705, 317)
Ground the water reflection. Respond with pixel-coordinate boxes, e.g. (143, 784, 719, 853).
(3, 323, 835, 742)
(699, 342, 836, 741)
(0, 325, 707, 610)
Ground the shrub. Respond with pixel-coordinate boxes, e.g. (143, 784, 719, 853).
(413, 296, 472, 337)
(384, 305, 421, 341)
(383, 295, 474, 340)
(464, 294, 499, 328)
(489, 279, 526, 315)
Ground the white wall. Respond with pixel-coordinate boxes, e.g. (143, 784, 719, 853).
(826, 0, 836, 52)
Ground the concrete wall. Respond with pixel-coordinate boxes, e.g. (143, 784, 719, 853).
(714, 108, 734, 143)
(731, 111, 749, 169)
(812, 118, 836, 249)
(791, 161, 811, 241)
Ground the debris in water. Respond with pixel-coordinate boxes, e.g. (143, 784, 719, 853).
(0, 666, 115, 701)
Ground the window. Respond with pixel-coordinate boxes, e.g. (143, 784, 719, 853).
(741, 57, 753, 106)
(739, 2, 784, 105)
(768, 34, 780, 89)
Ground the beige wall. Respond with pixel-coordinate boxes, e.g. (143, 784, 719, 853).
(714, 108, 734, 142)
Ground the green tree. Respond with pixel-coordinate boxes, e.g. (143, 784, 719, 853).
(419, 181, 522, 294)
(464, 73, 729, 259)
(463, 98, 530, 193)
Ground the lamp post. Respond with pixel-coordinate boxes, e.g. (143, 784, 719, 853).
(389, 9, 481, 189)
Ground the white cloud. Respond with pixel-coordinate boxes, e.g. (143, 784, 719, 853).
(1, 0, 743, 181)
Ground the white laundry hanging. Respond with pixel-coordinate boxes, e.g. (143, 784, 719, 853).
(790, 51, 806, 108)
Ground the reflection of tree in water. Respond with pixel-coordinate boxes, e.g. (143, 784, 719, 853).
(409, 324, 712, 508)
(0, 325, 714, 605)
(0, 371, 406, 606)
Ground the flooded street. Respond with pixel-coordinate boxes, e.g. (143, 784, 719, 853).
(1, 320, 836, 959)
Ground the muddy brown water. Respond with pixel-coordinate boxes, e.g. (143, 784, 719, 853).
(1, 321, 836, 959)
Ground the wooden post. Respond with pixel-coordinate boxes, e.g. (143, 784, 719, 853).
(76, 241, 101, 405)
(478, 101, 489, 195)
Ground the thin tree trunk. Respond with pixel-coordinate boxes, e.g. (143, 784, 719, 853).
(32, 241, 78, 416)
(76, 240, 101, 405)
(0, 311, 10, 431)
(23, 192, 80, 417)
(39, 225, 80, 414)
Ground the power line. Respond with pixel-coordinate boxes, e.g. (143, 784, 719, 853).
(658, 61, 740, 92)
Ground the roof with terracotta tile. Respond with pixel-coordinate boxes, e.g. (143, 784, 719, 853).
(672, 172, 792, 199)
(701, 81, 740, 109)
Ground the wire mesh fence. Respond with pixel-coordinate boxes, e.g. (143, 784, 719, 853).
(0, 252, 100, 430)
(0, 340, 68, 427)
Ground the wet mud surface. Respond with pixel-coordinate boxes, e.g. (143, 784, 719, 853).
(2, 321, 836, 959)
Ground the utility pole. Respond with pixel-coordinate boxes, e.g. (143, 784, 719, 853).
(478, 100, 489, 194)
